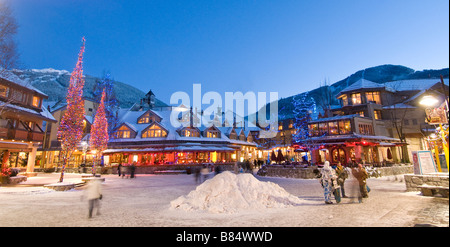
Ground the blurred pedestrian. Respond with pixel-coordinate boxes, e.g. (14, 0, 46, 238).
(351, 164, 369, 203)
(121, 164, 127, 178)
(130, 162, 136, 178)
(85, 179, 103, 218)
(194, 167, 201, 183)
(321, 161, 336, 204)
(118, 163, 122, 177)
(201, 165, 209, 182)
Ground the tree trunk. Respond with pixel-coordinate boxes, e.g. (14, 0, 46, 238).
(59, 156, 67, 183)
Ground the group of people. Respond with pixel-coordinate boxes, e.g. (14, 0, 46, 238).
(117, 163, 137, 179)
(318, 161, 370, 204)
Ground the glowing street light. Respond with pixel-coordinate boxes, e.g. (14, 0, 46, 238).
(419, 95, 440, 107)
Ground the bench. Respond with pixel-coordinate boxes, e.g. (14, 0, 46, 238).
(418, 185, 449, 198)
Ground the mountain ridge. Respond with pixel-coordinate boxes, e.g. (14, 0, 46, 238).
(10, 68, 168, 108)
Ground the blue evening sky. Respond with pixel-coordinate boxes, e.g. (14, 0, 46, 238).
(8, 0, 450, 104)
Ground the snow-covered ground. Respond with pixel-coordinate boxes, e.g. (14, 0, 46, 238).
(0, 172, 448, 227)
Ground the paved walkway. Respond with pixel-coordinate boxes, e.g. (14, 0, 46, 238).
(1, 172, 448, 227)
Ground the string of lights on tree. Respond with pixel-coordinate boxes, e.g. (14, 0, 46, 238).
(93, 72, 119, 137)
(89, 89, 109, 174)
(57, 37, 86, 182)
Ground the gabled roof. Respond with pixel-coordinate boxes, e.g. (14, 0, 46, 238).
(337, 79, 394, 97)
(384, 78, 448, 92)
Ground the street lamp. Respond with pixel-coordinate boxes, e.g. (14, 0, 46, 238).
(419, 95, 440, 107)
(419, 84, 449, 172)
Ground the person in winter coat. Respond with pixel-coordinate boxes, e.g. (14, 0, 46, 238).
(85, 179, 103, 218)
(351, 164, 369, 202)
(321, 161, 337, 204)
(335, 162, 348, 198)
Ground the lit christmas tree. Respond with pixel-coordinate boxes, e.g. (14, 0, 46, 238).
(292, 92, 316, 142)
(89, 89, 109, 174)
(93, 72, 119, 137)
(57, 37, 86, 182)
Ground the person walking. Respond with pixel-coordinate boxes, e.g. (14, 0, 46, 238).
(85, 179, 103, 218)
(352, 164, 369, 202)
(335, 162, 348, 198)
(321, 161, 336, 204)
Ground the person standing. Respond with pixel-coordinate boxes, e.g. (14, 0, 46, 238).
(335, 162, 348, 198)
(321, 161, 336, 204)
(117, 163, 122, 177)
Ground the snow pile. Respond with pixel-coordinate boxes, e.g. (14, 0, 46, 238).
(170, 171, 305, 213)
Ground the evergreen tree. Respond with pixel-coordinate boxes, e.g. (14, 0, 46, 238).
(57, 37, 86, 182)
(292, 92, 316, 143)
(93, 72, 119, 137)
(89, 89, 109, 174)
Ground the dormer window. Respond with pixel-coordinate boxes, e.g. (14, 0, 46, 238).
(115, 124, 134, 139)
(205, 127, 221, 138)
(137, 110, 161, 124)
(32, 96, 42, 108)
(180, 127, 200, 137)
(142, 123, 167, 138)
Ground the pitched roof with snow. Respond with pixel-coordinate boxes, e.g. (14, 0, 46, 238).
(109, 108, 260, 148)
(337, 79, 394, 97)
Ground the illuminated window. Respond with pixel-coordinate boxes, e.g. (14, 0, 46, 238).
(329, 121, 338, 135)
(308, 124, 319, 136)
(278, 124, 283, 131)
(341, 95, 348, 106)
(319, 122, 328, 136)
(0, 84, 9, 98)
(116, 125, 132, 138)
(339, 120, 351, 134)
(288, 120, 294, 129)
(366, 92, 381, 104)
(137, 111, 160, 124)
(142, 124, 167, 138)
(32, 96, 41, 108)
(374, 110, 382, 120)
(351, 93, 361, 105)
(205, 128, 220, 138)
(181, 128, 199, 137)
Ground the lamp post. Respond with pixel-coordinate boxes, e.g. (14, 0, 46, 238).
(419, 78, 449, 172)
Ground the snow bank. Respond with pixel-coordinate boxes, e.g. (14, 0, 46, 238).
(170, 171, 305, 213)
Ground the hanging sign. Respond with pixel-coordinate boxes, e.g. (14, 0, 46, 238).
(425, 102, 448, 125)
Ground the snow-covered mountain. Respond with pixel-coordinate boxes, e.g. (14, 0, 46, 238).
(10, 68, 167, 108)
